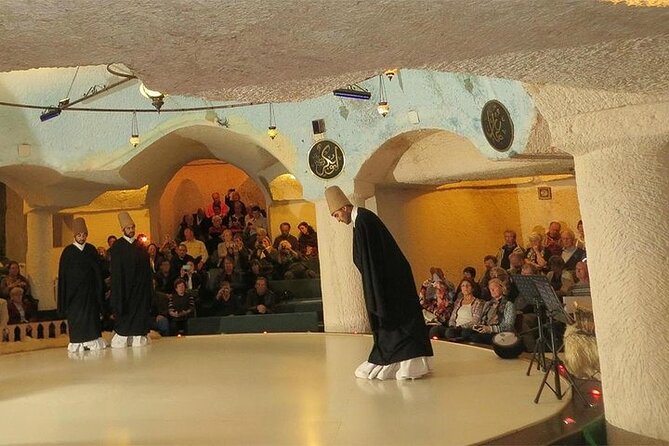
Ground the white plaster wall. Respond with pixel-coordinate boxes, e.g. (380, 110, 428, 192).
(574, 143, 669, 441)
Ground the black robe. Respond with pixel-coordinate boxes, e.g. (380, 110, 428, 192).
(57, 243, 104, 343)
(110, 238, 153, 336)
(352, 208, 433, 365)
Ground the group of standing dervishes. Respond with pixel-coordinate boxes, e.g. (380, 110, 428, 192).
(60, 188, 432, 382)
(58, 212, 152, 353)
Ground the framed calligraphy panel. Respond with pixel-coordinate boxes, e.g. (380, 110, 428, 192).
(481, 100, 514, 152)
(308, 140, 345, 179)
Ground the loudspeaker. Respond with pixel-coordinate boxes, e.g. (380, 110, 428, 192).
(312, 119, 326, 135)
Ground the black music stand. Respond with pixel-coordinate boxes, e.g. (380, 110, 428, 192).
(513, 275, 549, 374)
(515, 275, 589, 406)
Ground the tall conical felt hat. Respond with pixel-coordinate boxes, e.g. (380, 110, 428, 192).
(118, 211, 135, 229)
(325, 186, 352, 215)
(72, 217, 88, 235)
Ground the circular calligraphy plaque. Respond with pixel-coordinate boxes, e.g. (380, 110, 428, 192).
(481, 100, 514, 152)
(308, 139, 345, 179)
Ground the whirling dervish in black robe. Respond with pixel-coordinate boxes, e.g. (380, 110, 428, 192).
(57, 217, 107, 353)
(110, 211, 153, 348)
(326, 186, 433, 380)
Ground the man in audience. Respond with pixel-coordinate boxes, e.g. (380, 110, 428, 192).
(272, 222, 299, 250)
(57, 217, 107, 353)
(561, 229, 586, 271)
(212, 281, 242, 316)
(497, 230, 524, 270)
(245, 276, 276, 314)
(182, 227, 208, 270)
(155, 259, 176, 294)
(170, 243, 195, 277)
(507, 252, 524, 275)
(545, 221, 563, 257)
(7, 286, 37, 324)
(479, 255, 498, 292)
(110, 212, 153, 348)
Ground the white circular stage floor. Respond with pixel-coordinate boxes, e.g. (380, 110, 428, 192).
(0, 333, 568, 445)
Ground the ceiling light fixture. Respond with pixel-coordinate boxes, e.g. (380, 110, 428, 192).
(384, 69, 398, 81)
(139, 83, 165, 112)
(130, 111, 140, 147)
(333, 85, 371, 100)
(377, 75, 390, 117)
(267, 102, 278, 139)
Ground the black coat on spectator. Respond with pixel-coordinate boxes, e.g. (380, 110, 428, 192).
(353, 207, 433, 365)
(110, 238, 153, 336)
(212, 295, 243, 316)
(57, 243, 104, 343)
(245, 289, 277, 314)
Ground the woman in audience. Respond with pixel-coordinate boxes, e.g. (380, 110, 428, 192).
(0, 261, 32, 302)
(168, 279, 196, 335)
(212, 281, 243, 316)
(207, 215, 226, 253)
(576, 220, 586, 250)
(461, 278, 516, 344)
(216, 229, 236, 266)
(569, 260, 590, 295)
(430, 278, 484, 340)
(250, 232, 276, 277)
(461, 266, 482, 297)
(223, 201, 246, 234)
(546, 255, 575, 299)
(419, 269, 452, 326)
(7, 286, 37, 325)
(487, 267, 518, 302)
(524, 232, 548, 272)
(297, 222, 318, 256)
(147, 243, 161, 274)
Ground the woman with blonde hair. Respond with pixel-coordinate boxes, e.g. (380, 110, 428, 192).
(461, 278, 516, 344)
(524, 232, 548, 272)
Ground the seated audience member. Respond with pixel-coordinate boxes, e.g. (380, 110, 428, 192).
(479, 255, 498, 292)
(219, 256, 249, 299)
(182, 228, 208, 270)
(297, 221, 318, 256)
(147, 243, 161, 274)
(272, 222, 299, 251)
(179, 260, 203, 291)
(97, 246, 111, 279)
(194, 208, 210, 237)
(546, 255, 575, 299)
(507, 252, 524, 276)
(170, 243, 195, 278)
(303, 245, 320, 276)
(524, 232, 549, 272)
(274, 240, 317, 279)
(0, 261, 32, 301)
(151, 286, 170, 337)
(224, 201, 247, 234)
(206, 215, 226, 253)
(245, 276, 276, 315)
(489, 267, 519, 302)
(497, 230, 525, 270)
(212, 281, 243, 316)
(430, 278, 484, 340)
(231, 233, 251, 272)
(168, 279, 196, 335)
(206, 192, 229, 219)
(461, 266, 482, 298)
(245, 206, 267, 237)
(248, 259, 273, 284)
(461, 278, 516, 345)
(215, 229, 236, 267)
(575, 220, 586, 250)
(419, 268, 452, 325)
(225, 189, 246, 216)
(176, 213, 199, 242)
(7, 286, 37, 324)
(560, 229, 586, 271)
(569, 260, 590, 295)
(545, 221, 563, 257)
(0, 297, 8, 335)
(155, 259, 177, 294)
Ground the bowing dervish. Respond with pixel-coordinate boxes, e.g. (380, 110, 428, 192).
(57, 217, 107, 352)
(325, 186, 433, 380)
(110, 211, 153, 348)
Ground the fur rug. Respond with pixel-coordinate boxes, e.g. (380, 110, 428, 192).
(564, 309, 600, 380)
